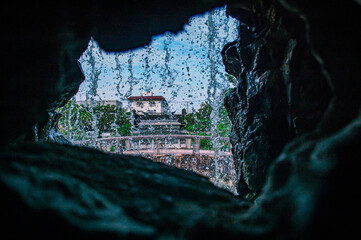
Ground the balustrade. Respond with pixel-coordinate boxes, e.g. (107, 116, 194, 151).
(76, 135, 231, 155)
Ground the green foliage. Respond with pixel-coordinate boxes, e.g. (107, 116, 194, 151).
(225, 73, 237, 85)
(217, 105, 232, 138)
(200, 139, 213, 150)
(109, 145, 116, 152)
(57, 100, 131, 140)
(57, 100, 93, 140)
(182, 101, 231, 137)
(182, 102, 212, 133)
(181, 101, 232, 151)
(93, 104, 131, 136)
(57, 99, 231, 151)
(117, 122, 132, 136)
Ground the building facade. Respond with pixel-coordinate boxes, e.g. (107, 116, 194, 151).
(128, 91, 168, 115)
(128, 91, 190, 149)
(76, 100, 122, 108)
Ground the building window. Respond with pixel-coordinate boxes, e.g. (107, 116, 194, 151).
(149, 101, 155, 107)
(136, 102, 143, 107)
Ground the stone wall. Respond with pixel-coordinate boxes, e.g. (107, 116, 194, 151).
(222, 0, 360, 198)
(0, 0, 360, 239)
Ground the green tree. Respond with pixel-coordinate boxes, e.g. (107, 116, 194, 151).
(57, 100, 93, 140)
(182, 101, 231, 136)
(217, 103, 232, 138)
(182, 102, 212, 134)
(115, 108, 131, 136)
(225, 73, 237, 85)
(57, 100, 131, 140)
(181, 101, 232, 150)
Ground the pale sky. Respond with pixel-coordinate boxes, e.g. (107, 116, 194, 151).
(75, 5, 239, 113)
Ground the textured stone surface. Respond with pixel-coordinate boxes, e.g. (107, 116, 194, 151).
(222, 0, 359, 196)
(0, 142, 249, 239)
(1, 115, 360, 239)
(1, 0, 361, 239)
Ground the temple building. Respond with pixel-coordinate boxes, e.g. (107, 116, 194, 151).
(128, 91, 168, 115)
(128, 91, 190, 149)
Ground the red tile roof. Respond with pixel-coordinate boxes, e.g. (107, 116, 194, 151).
(128, 96, 165, 101)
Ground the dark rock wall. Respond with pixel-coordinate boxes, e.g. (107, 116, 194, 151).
(0, 0, 361, 239)
(222, 0, 359, 197)
(0, 142, 249, 239)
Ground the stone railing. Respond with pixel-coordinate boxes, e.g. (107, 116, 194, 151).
(75, 135, 231, 155)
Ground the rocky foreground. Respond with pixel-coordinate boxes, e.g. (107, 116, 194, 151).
(0, 142, 249, 239)
(1, 0, 361, 239)
(1, 112, 360, 239)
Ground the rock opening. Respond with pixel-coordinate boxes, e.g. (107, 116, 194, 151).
(1, 1, 361, 239)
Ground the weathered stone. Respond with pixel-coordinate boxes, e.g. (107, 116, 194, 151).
(0, 142, 249, 239)
(222, 0, 351, 196)
(1, 0, 361, 239)
(1, 113, 360, 239)
(222, 12, 292, 196)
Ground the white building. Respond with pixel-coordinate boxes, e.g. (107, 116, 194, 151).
(127, 91, 192, 149)
(128, 91, 168, 115)
(76, 100, 122, 108)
